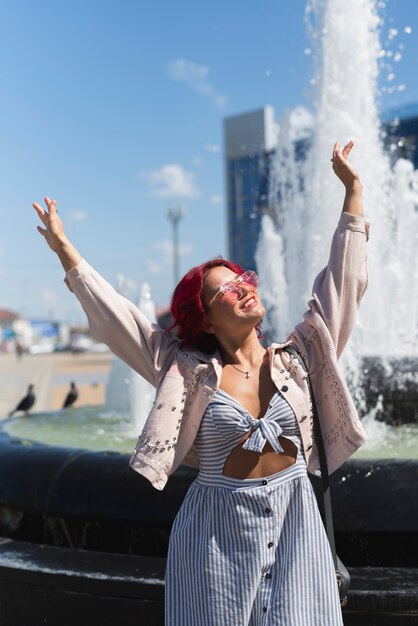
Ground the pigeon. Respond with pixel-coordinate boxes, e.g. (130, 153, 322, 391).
(62, 381, 78, 409)
(8, 384, 35, 416)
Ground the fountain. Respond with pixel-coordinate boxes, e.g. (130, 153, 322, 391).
(0, 1, 417, 624)
(105, 280, 156, 435)
(256, 0, 418, 445)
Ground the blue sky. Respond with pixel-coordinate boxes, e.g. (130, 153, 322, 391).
(1, 0, 417, 323)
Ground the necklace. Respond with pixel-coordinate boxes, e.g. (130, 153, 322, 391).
(227, 345, 266, 379)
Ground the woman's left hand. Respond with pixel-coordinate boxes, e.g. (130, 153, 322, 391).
(332, 141, 362, 191)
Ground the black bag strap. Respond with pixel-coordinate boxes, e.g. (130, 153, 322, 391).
(284, 345, 337, 567)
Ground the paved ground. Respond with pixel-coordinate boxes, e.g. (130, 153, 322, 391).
(0, 351, 112, 418)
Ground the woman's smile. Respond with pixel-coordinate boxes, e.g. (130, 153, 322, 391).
(241, 294, 258, 309)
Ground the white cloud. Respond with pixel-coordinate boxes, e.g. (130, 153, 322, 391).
(155, 240, 192, 258)
(145, 259, 162, 275)
(168, 58, 209, 83)
(41, 289, 59, 318)
(115, 274, 137, 299)
(211, 194, 223, 205)
(41, 290, 57, 305)
(143, 164, 201, 199)
(214, 94, 226, 108)
(69, 210, 88, 222)
(167, 58, 226, 109)
(144, 242, 192, 288)
(205, 143, 221, 153)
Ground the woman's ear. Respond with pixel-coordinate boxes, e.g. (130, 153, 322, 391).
(202, 316, 216, 334)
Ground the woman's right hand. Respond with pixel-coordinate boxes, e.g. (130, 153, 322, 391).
(33, 196, 82, 271)
(33, 196, 68, 253)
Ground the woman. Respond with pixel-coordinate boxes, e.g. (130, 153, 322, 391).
(34, 140, 369, 625)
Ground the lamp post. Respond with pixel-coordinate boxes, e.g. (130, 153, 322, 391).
(166, 205, 185, 288)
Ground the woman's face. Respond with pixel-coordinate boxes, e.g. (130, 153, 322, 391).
(201, 266, 265, 335)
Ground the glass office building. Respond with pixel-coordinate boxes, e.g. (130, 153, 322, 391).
(224, 107, 276, 270)
(225, 104, 418, 270)
(383, 103, 418, 168)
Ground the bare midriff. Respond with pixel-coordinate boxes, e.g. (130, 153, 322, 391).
(222, 434, 298, 479)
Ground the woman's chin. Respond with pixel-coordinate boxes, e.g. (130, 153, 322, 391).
(253, 302, 265, 317)
(244, 303, 265, 322)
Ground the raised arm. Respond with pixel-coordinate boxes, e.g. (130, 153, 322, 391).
(33, 197, 82, 271)
(332, 140, 363, 217)
(291, 141, 369, 363)
(33, 197, 179, 385)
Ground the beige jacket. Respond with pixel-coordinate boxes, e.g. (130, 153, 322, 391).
(65, 211, 369, 491)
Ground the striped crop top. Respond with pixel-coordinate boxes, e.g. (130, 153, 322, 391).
(194, 387, 307, 481)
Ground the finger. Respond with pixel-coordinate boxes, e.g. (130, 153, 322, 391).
(37, 225, 47, 236)
(33, 202, 46, 215)
(44, 196, 57, 213)
(342, 140, 354, 159)
(333, 141, 343, 164)
(33, 203, 48, 225)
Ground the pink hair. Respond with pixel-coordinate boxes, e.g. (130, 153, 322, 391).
(169, 258, 262, 353)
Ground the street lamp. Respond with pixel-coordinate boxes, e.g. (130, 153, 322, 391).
(166, 205, 185, 288)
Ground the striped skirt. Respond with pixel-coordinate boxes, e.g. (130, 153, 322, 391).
(165, 460, 343, 626)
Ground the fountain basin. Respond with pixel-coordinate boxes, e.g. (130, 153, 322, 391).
(359, 357, 418, 426)
(0, 538, 166, 626)
(0, 423, 417, 625)
(1, 539, 416, 626)
(1, 423, 418, 562)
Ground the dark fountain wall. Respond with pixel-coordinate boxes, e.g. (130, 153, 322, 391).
(0, 426, 417, 625)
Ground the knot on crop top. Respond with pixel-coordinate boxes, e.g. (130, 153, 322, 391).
(237, 412, 285, 454)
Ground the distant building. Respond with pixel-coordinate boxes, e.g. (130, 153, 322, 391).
(224, 103, 418, 270)
(0, 310, 20, 351)
(0, 309, 72, 353)
(224, 107, 277, 270)
(382, 103, 418, 168)
(0, 309, 19, 328)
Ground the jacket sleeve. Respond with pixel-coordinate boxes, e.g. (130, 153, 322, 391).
(64, 259, 179, 386)
(291, 212, 369, 363)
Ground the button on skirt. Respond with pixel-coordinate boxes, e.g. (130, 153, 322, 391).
(165, 463, 343, 626)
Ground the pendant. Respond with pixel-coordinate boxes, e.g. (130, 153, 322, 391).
(245, 372, 249, 379)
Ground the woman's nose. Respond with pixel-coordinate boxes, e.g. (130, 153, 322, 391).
(238, 283, 251, 299)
